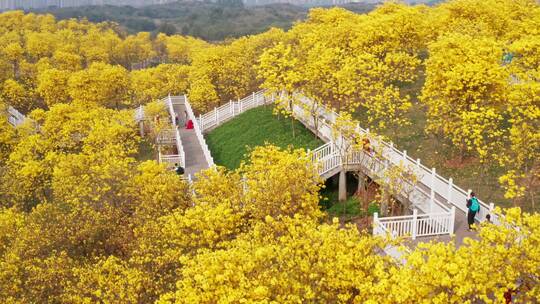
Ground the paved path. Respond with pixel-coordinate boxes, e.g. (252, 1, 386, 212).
(172, 102, 209, 178)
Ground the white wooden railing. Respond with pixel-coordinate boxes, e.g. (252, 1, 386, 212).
(198, 91, 271, 132)
(136, 96, 185, 168)
(373, 208, 455, 240)
(163, 96, 186, 168)
(156, 128, 177, 145)
(183, 95, 214, 167)
(7, 106, 26, 127)
(135, 105, 144, 122)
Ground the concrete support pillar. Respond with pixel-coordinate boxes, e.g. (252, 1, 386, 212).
(139, 121, 145, 137)
(338, 169, 347, 202)
(356, 172, 366, 193)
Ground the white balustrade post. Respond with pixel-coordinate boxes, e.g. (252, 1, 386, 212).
(402, 150, 407, 165)
(199, 114, 202, 130)
(430, 168, 436, 213)
(239, 98, 242, 112)
(449, 206, 456, 234)
(215, 107, 219, 125)
(253, 92, 255, 104)
(230, 100, 233, 116)
(416, 158, 421, 171)
(412, 209, 418, 240)
(488, 202, 495, 222)
(447, 178, 453, 204)
(373, 212, 378, 236)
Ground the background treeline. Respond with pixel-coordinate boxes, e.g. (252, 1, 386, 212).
(29, 1, 377, 41)
(31, 2, 302, 41)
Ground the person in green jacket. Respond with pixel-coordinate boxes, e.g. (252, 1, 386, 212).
(466, 192, 480, 230)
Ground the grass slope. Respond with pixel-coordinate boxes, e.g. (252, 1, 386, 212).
(206, 105, 323, 170)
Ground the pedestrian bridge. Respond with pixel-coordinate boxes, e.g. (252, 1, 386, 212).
(138, 90, 499, 249)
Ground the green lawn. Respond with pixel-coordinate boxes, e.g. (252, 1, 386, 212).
(205, 105, 324, 170)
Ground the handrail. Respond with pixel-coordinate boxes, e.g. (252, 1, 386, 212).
(198, 90, 269, 133)
(374, 208, 454, 240)
(7, 106, 26, 127)
(165, 96, 186, 168)
(134, 97, 185, 168)
(184, 95, 214, 167)
(377, 211, 451, 222)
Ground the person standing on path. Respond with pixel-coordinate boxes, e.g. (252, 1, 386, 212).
(174, 163, 184, 176)
(466, 192, 480, 231)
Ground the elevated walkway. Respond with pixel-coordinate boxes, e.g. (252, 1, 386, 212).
(170, 97, 211, 178)
(195, 91, 501, 250)
(135, 95, 212, 179)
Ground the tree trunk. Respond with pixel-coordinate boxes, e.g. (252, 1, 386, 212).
(380, 190, 389, 216)
(290, 116, 296, 138)
(339, 169, 347, 202)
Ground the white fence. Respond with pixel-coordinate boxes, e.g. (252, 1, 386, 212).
(7, 106, 25, 127)
(135, 105, 144, 122)
(163, 96, 186, 168)
(198, 91, 271, 132)
(156, 128, 177, 145)
(136, 96, 186, 168)
(373, 208, 455, 240)
(183, 95, 214, 167)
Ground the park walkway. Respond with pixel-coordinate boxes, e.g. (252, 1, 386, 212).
(170, 97, 211, 178)
(188, 90, 498, 256)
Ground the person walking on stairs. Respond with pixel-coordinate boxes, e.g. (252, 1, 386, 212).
(174, 163, 184, 176)
(466, 192, 480, 231)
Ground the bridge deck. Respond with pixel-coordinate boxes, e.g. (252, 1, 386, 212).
(172, 103, 210, 178)
(292, 102, 476, 247)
